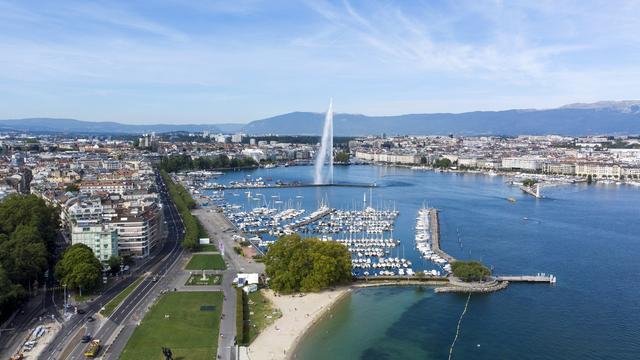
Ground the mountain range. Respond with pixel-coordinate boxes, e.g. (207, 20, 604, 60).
(0, 118, 221, 135)
(2, 100, 640, 136)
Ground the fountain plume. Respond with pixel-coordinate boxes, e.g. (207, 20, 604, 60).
(314, 99, 334, 184)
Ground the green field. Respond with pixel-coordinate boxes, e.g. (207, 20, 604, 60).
(197, 243, 218, 252)
(120, 292, 223, 360)
(186, 274, 222, 286)
(247, 290, 282, 344)
(185, 254, 226, 270)
(100, 277, 144, 317)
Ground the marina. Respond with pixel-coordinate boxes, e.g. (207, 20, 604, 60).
(167, 164, 640, 360)
(414, 206, 453, 275)
(186, 172, 417, 277)
(181, 167, 556, 286)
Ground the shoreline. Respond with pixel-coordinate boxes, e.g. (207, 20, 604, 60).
(242, 287, 352, 360)
(286, 289, 352, 360)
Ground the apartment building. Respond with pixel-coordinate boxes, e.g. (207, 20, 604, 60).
(71, 225, 118, 262)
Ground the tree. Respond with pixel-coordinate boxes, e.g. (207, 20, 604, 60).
(334, 151, 350, 163)
(0, 265, 25, 318)
(587, 174, 593, 184)
(108, 256, 122, 274)
(160, 170, 202, 250)
(264, 234, 351, 293)
(451, 260, 491, 282)
(122, 255, 134, 266)
(0, 195, 59, 317)
(434, 158, 452, 169)
(55, 244, 102, 292)
(522, 178, 538, 187)
(0, 225, 48, 286)
(160, 154, 257, 173)
(0, 194, 60, 255)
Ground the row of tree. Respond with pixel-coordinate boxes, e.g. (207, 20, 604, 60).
(160, 154, 257, 173)
(0, 195, 60, 318)
(160, 170, 206, 250)
(264, 234, 352, 293)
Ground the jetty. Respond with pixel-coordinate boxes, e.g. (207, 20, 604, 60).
(204, 183, 377, 190)
(496, 274, 556, 283)
(429, 208, 456, 263)
(520, 184, 542, 198)
(287, 206, 335, 229)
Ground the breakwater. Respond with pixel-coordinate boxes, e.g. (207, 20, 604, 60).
(203, 182, 378, 190)
(429, 208, 456, 263)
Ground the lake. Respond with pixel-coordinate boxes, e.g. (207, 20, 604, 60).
(214, 165, 640, 359)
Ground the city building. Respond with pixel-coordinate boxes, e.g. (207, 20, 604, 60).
(71, 225, 118, 262)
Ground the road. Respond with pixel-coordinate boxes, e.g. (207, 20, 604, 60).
(42, 170, 185, 360)
(193, 207, 265, 360)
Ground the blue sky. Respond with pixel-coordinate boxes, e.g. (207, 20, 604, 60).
(1, 0, 639, 124)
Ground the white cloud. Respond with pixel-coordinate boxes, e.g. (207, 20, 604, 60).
(1, 0, 640, 122)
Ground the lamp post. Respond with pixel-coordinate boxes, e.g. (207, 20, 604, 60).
(63, 284, 67, 315)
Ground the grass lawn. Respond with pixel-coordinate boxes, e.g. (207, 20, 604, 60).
(100, 277, 144, 317)
(185, 254, 226, 270)
(197, 243, 218, 252)
(246, 290, 282, 344)
(185, 274, 222, 286)
(120, 292, 223, 360)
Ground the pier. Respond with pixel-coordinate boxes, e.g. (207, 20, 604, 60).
(429, 208, 456, 263)
(520, 184, 542, 198)
(495, 275, 556, 283)
(287, 207, 335, 229)
(202, 183, 377, 190)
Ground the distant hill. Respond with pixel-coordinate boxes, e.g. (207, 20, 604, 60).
(214, 123, 245, 133)
(2, 101, 640, 136)
(242, 102, 640, 136)
(0, 118, 220, 134)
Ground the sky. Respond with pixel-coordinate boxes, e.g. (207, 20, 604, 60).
(1, 0, 640, 124)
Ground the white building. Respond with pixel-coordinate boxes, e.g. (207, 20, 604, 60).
(241, 149, 266, 162)
(501, 157, 544, 171)
(231, 134, 245, 143)
(575, 163, 623, 178)
(71, 225, 118, 262)
(354, 151, 420, 164)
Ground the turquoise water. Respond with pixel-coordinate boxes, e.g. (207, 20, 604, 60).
(215, 165, 640, 359)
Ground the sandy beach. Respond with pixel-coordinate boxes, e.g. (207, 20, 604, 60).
(241, 287, 351, 360)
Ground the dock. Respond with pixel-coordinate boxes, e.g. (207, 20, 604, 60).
(496, 274, 556, 283)
(520, 184, 542, 198)
(287, 207, 335, 229)
(202, 183, 377, 190)
(429, 208, 456, 263)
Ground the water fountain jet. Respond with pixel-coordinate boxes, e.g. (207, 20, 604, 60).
(314, 99, 334, 184)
